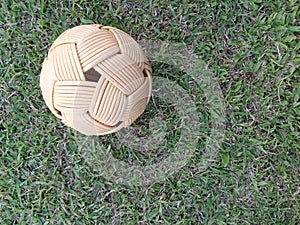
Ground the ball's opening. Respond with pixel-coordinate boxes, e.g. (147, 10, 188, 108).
(143, 69, 150, 78)
(84, 68, 102, 82)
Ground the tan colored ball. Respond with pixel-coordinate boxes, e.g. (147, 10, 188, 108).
(40, 24, 152, 135)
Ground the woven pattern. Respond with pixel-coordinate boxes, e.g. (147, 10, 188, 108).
(40, 24, 152, 135)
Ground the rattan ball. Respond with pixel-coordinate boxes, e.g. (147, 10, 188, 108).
(40, 24, 152, 135)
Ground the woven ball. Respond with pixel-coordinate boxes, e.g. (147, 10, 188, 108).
(40, 24, 152, 135)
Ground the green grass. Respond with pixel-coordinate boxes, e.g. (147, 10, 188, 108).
(0, 0, 299, 224)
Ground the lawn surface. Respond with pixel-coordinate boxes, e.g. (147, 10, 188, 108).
(0, 0, 299, 224)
